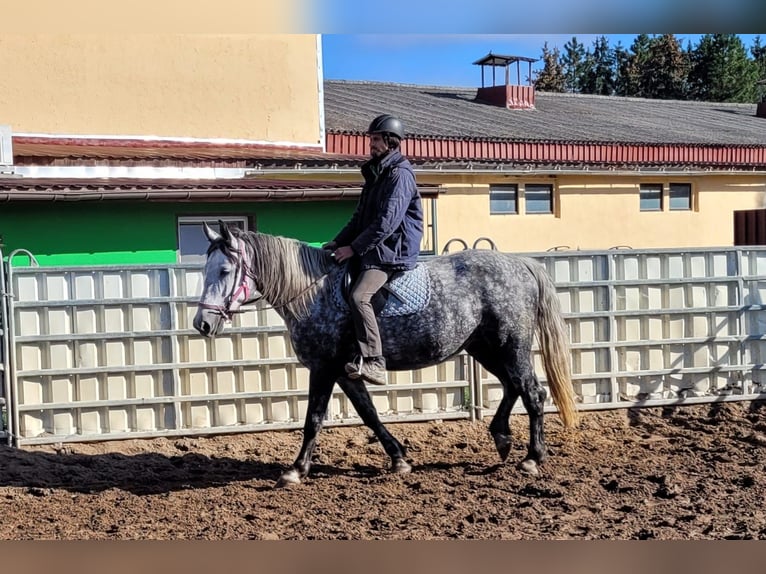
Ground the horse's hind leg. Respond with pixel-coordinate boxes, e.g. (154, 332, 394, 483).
(276, 368, 335, 488)
(468, 341, 545, 475)
(467, 342, 520, 462)
(337, 378, 411, 474)
(489, 387, 520, 463)
(516, 352, 548, 475)
(494, 364, 547, 475)
(492, 346, 548, 475)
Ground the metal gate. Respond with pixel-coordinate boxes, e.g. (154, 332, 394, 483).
(2, 246, 766, 446)
(0, 247, 10, 444)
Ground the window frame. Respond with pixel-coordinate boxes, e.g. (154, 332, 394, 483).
(669, 182, 692, 211)
(524, 183, 554, 214)
(420, 196, 437, 256)
(489, 183, 519, 215)
(177, 215, 252, 264)
(639, 183, 664, 212)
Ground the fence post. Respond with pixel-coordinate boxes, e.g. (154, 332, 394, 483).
(470, 356, 484, 421)
(0, 248, 12, 445)
(5, 249, 39, 446)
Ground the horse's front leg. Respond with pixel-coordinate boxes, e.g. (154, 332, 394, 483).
(275, 368, 336, 488)
(336, 378, 411, 474)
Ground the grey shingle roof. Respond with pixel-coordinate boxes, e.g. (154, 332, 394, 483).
(324, 80, 766, 146)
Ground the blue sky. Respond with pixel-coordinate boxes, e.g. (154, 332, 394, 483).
(307, 0, 762, 34)
(322, 35, 763, 88)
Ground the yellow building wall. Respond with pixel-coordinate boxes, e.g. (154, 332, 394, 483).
(431, 174, 766, 253)
(0, 34, 321, 145)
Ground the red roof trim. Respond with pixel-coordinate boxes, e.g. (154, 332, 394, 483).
(327, 133, 766, 167)
(11, 136, 329, 161)
(13, 135, 323, 151)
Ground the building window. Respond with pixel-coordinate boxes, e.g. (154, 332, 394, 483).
(640, 184, 663, 211)
(177, 216, 250, 263)
(420, 197, 437, 256)
(490, 184, 518, 214)
(669, 183, 692, 211)
(524, 183, 553, 214)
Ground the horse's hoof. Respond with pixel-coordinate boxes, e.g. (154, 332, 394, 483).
(492, 433, 512, 462)
(275, 469, 301, 488)
(518, 458, 539, 476)
(391, 458, 412, 474)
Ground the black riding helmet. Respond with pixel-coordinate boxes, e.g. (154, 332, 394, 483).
(367, 114, 405, 140)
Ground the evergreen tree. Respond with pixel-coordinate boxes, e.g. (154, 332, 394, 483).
(624, 33, 652, 97)
(579, 49, 596, 94)
(561, 36, 586, 93)
(581, 35, 615, 95)
(688, 34, 758, 102)
(612, 42, 632, 96)
(752, 36, 766, 103)
(682, 40, 695, 99)
(641, 34, 688, 99)
(533, 42, 566, 92)
(752, 35, 766, 78)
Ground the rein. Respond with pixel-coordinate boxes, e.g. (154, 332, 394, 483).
(259, 275, 327, 313)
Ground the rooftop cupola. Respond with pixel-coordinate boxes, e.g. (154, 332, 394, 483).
(473, 52, 537, 109)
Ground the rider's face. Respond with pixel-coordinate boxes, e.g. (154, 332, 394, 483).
(369, 133, 388, 158)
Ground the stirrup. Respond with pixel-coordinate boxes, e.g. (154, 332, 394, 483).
(345, 356, 363, 379)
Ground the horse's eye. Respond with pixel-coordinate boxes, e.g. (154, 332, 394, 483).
(220, 269, 230, 278)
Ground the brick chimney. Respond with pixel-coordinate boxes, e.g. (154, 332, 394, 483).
(473, 53, 537, 110)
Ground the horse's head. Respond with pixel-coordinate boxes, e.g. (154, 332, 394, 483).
(193, 221, 260, 338)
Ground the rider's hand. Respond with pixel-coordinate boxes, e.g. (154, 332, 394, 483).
(333, 245, 354, 263)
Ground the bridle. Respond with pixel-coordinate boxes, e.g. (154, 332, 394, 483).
(197, 241, 260, 322)
(198, 236, 334, 321)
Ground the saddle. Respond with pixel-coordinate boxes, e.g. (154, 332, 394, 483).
(330, 260, 431, 317)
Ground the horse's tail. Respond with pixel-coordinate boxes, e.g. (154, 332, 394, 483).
(522, 258, 579, 428)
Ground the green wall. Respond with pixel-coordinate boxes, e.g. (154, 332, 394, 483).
(0, 201, 355, 266)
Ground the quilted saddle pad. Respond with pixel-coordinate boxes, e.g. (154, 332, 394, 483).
(330, 264, 431, 317)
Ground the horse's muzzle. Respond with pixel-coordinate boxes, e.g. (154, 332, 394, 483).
(193, 310, 223, 338)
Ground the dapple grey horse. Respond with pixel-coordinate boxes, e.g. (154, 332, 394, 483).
(193, 222, 578, 487)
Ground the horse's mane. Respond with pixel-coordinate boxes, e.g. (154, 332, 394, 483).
(227, 228, 334, 319)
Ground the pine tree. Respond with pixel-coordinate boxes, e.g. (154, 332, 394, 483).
(640, 34, 688, 99)
(688, 34, 758, 102)
(683, 40, 695, 99)
(561, 36, 586, 93)
(752, 35, 766, 79)
(613, 42, 632, 96)
(579, 49, 596, 94)
(534, 42, 566, 92)
(581, 35, 615, 95)
(534, 33, 759, 102)
(624, 33, 652, 97)
(752, 35, 766, 103)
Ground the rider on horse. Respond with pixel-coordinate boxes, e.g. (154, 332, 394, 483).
(323, 114, 424, 385)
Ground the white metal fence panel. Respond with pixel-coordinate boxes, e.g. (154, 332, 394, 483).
(7, 264, 470, 445)
(473, 248, 766, 419)
(5, 246, 766, 446)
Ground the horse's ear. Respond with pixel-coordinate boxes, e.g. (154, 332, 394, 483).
(219, 220, 237, 249)
(203, 221, 221, 243)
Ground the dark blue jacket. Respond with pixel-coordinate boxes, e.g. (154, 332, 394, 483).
(333, 150, 423, 271)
